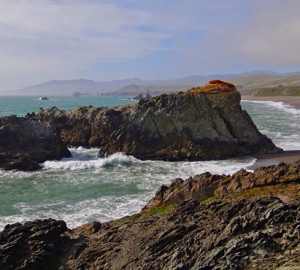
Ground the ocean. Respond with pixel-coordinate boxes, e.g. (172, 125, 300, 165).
(0, 96, 299, 230)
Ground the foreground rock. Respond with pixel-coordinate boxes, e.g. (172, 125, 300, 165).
(0, 115, 70, 170)
(0, 219, 70, 270)
(36, 80, 281, 161)
(144, 159, 300, 209)
(1, 160, 299, 269)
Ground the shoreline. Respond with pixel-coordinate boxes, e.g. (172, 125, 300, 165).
(241, 95, 300, 109)
(246, 150, 300, 170)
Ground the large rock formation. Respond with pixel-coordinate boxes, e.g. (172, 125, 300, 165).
(0, 115, 70, 170)
(1, 160, 300, 269)
(37, 80, 281, 161)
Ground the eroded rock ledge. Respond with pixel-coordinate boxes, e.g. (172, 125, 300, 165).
(36, 80, 281, 161)
(1, 160, 299, 270)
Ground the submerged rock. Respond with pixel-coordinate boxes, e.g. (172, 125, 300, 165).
(0, 115, 70, 170)
(37, 81, 282, 161)
(1, 160, 299, 269)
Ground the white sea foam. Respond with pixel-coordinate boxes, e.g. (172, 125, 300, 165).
(42, 151, 133, 171)
(242, 100, 300, 116)
(242, 100, 300, 150)
(0, 151, 257, 230)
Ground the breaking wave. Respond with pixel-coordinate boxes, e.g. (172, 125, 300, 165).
(42, 149, 134, 171)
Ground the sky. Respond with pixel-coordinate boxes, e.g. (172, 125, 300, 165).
(0, 0, 300, 90)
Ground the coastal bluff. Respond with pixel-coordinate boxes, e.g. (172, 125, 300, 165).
(1, 160, 299, 269)
(37, 80, 281, 161)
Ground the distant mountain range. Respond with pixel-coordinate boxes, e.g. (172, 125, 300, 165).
(4, 70, 300, 96)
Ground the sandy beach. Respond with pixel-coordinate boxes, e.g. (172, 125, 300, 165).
(246, 150, 300, 170)
(242, 95, 300, 109)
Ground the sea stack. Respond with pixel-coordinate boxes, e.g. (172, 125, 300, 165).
(37, 80, 282, 161)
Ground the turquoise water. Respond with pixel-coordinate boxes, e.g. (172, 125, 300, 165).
(0, 96, 299, 230)
(0, 95, 138, 117)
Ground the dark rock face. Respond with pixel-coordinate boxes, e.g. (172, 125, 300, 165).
(0, 219, 69, 270)
(37, 81, 282, 161)
(1, 160, 299, 270)
(0, 115, 70, 170)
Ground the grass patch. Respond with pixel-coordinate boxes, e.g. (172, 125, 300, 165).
(201, 196, 217, 204)
(86, 262, 96, 270)
(145, 205, 175, 215)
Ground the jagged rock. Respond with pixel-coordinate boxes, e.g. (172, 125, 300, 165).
(1, 160, 299, 270)
(144, 160, 300, 209)
(37, 81, 282, 161)
(0, 115, 70, 170)
(0, 219, 70, 270)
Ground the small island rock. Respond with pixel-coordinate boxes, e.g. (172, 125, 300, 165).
(133, 91, 152, 100)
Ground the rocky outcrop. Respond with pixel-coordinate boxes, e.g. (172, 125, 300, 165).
(0, 160, 299, 270)
(0, 115, 70, 170)
(0, 219, 70, 270)
(36, 81, 282, 161)
(144, 160, 300, 209)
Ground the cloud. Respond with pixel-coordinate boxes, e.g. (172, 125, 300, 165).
(226, 0, 300, 66)
(0, 0, 299, 90)
(0, 0, 170, 86)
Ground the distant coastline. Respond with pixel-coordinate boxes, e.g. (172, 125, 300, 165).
(242, 95, 300, 109)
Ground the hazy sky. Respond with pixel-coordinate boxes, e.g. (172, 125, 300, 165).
(0, 0, 300, 90)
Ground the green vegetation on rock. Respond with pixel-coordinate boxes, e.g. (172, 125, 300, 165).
(200, 196, 217, 204)
(145, 205, 175, 215)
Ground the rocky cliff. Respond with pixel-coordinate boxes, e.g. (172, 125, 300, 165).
(0, 115, 70, 170)
(1, 160, 299, 270)
(36, 80, 281, 161)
